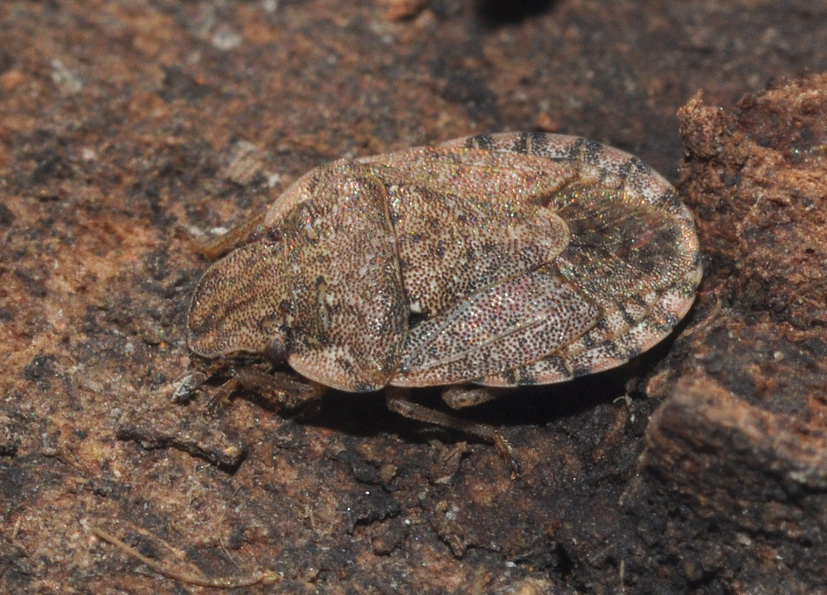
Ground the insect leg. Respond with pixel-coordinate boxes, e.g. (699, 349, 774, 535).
(385, 388, 519, 477)
(232, 368, 327, 410)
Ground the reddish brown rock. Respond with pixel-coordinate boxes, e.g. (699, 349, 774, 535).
(619, 72, 827, 592)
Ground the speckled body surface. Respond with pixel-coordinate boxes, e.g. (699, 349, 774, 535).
(188, 132, 702, 392)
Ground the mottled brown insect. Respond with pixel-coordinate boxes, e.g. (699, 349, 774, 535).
(188, 132, 701, 466)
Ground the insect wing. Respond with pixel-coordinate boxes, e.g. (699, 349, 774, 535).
(392, 267, 601, 386)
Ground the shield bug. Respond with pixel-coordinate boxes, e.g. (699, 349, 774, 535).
(187, 132, 701, 469)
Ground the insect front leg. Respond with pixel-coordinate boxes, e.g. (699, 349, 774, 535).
(186, 359, 326, 415)
(385, 388, 519, 477)
(231, 368, 327, 411)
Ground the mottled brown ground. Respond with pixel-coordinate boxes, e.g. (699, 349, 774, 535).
(1, 1, 825, 593)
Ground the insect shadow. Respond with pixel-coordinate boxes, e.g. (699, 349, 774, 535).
(475, 0, 559, 26)
(253, 337, 677, 447)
